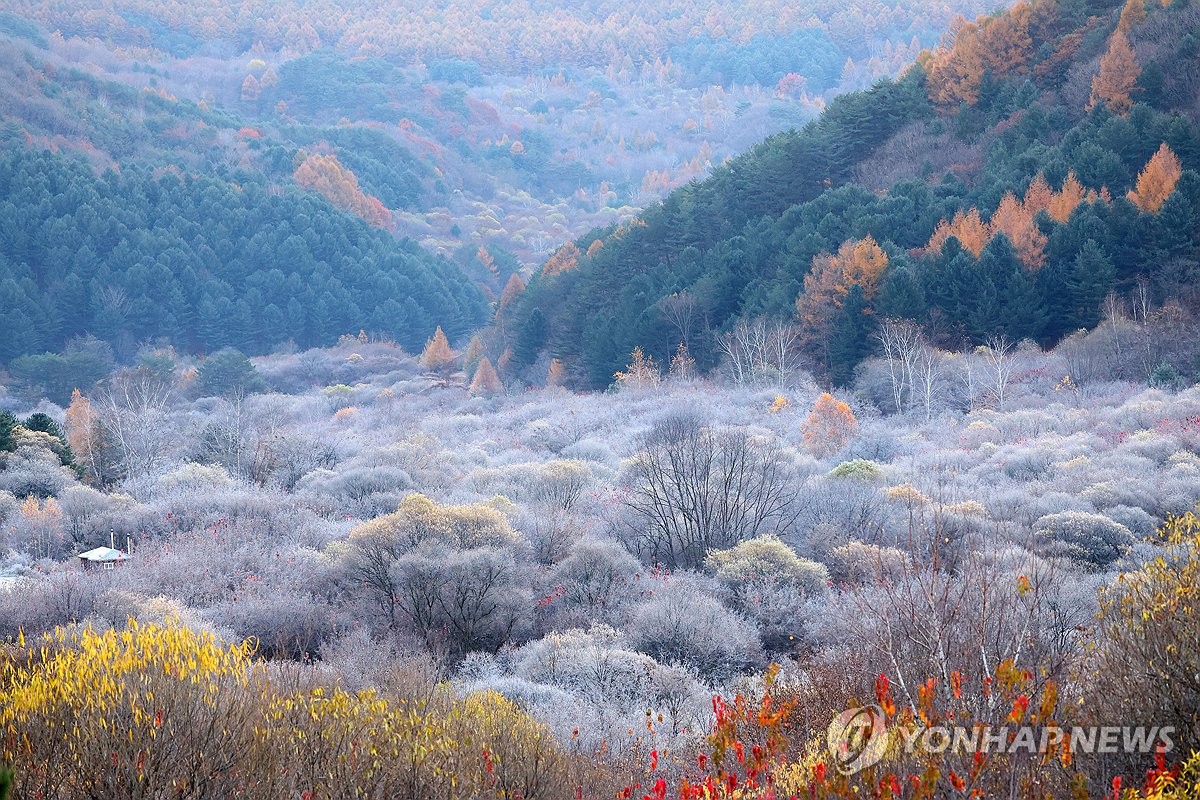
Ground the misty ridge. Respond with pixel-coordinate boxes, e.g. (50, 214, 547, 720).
(0, 0, 1199, 797)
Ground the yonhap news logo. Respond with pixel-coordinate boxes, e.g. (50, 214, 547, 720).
(827, 706, 1174, 775)
(827, 705, 889, 775)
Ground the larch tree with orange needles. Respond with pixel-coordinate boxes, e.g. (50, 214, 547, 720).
(990, 191, 1047, 271)
(927, 208, 990, 257)
(1047, 171, 1087, 222)
(802, 392, 858, 458)
(797, 236, 888, 339)
(1089, 28, 1140, 115)
(1127, 143, 1182, 213)
(469, 357, 503, 395)
(498, 272, 525, 312)
(420, 325, 456, 374)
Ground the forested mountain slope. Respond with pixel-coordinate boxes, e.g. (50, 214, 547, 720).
(0, 145, 488, 362)
(502, 0, 1200, 387)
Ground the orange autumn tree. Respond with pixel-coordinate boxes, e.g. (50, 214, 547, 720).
(498, 273, 525, 312)
(1117, 0, 1147, 31)
(802, 392, 858, 457)
(924, 2, 1033, 107)
(64, 389, 105, 483)
(796, 235, 888, 346)
(1089, 28, 1140, 115)
(1022, 172, 1054, 216)
(1128, 143, 1183, 213)
(293, 153, 392, 228)
(1047, 171, 1087, 222)
(989, 191, 1047, 270)
(469, 357, 503, 395)
(420, 325, 456, 374)
(926, 207, 990, 257)
(542, 242, 580, 276)
(924, 19, 986, 106)
(546, 358, 568, 387)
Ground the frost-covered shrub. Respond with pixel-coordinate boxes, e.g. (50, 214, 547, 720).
(559, 437, 618, 467)
(0, 569, 104, 637)
(843, 425, 903, 463)
(0, 490, 18, 525)
(204, 586, 338, 660)
(0, 446, 74, 498)
(995, 444, 1054, 481)
(1122, 430, 1182, 464)
(827, 540, 909, 585)
(57, 485, 133, 549)
(1030, 491, 1092, 518)
(469, 459, 593, 511)
(794, 478, 888, 549)
(389, 544, 531, 655)
(1103, 505, 1158, 538)
(158, 462, 237, 493)
(295, 466, 414, 517)
(466, 625, 710, 752)
(626, 578, 763, 681)
(706, 535, 828, 650)
(545, 538, 641, 626)
(1033, 511, 1135, 567)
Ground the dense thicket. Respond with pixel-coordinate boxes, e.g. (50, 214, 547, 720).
(0, 148, 487, 363)
(505, 0, 1200, 387)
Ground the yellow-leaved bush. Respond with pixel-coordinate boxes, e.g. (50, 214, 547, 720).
(0, 619, 260, 799)
(0, 618, 586, 800)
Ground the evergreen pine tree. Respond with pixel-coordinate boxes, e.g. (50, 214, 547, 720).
(827, 284, 875, 386)
(1067, 239, 1116, 328)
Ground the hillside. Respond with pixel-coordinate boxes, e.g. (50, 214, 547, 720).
(0, 0, 1001, 271)
(501, 0, 1200, 388)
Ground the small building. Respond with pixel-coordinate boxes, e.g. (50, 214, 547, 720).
(78, 546, 130, 570)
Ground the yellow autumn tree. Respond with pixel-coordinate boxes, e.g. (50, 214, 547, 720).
(546, 358, 568, 387)
(801, 392, 858, 457)
(469, 356, 503, 395)
(463, 333, 485, 373)
(1128, 143, 1183, 213)
(498, 272, 526, 312)
(294, 153, 392, 228)
(989, 191, 1047, 270)
(65, 388, 104, 482)
(542, 242, 580, 276)
(0, 620, 263, 800)
(1117, 0, 1146, 31)
(1089, 28, 1140, 115)
(613, 346, 660, 389)
(796, 236, 888, 346)
(419, 325, 456, 373)
(1047, 171, 1087, 222)
(927, 207, 990, 257)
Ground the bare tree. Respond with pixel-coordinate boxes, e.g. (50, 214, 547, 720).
(620, 415, 801, 569)
(982, 334, 1015, 411)
(876, 318, 922, 415)
(716, 318, 804, 387)
(657, 291, 700, 350)
(95, 366, 181, 482)
(910, 345, 945, 421)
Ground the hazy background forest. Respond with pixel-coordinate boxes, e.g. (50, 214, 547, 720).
(1, 0, 1200, 797)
